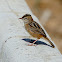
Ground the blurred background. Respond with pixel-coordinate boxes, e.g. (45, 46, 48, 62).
(26, 0, 62, 53)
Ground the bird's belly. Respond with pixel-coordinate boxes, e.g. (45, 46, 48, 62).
(30, 32, 42, 39)
(25, 27, 42, 39)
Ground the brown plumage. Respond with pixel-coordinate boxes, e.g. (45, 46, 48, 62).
(19, 14, 55, 48)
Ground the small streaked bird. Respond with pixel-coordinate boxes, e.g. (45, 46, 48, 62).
(19, 14, 55, 48)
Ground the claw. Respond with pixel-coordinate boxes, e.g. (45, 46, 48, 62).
(28, 44, 37, 46)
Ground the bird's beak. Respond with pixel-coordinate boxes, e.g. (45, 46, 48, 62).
(19, 18, 22, 19)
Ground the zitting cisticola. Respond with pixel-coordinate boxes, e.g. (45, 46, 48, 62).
(19, 14, 55, 48)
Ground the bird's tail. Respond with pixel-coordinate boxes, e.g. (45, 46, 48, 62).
(45, 37, 55, 48)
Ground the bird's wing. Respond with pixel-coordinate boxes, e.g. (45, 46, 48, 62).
(28, 21, 46, 37)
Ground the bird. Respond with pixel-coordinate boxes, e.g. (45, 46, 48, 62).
(19, 14, 55, 48)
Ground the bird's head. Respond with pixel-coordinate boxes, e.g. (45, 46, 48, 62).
(19, 14, 33, 24)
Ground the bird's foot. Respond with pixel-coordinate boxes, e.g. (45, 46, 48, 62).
(28, 43, 37, 46)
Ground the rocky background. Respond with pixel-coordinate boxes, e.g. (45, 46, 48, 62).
(26, 0, 62, 53)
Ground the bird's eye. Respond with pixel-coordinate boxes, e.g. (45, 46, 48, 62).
(24, 18, 27, 19)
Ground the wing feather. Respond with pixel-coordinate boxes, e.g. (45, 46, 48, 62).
(28, 21, 46, 37)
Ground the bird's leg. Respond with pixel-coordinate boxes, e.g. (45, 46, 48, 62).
(28, 39, 38, 46)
